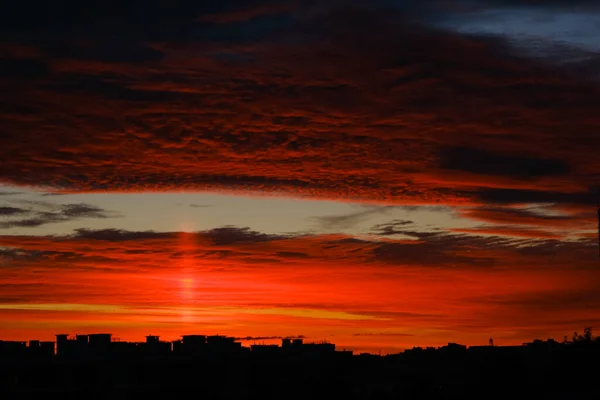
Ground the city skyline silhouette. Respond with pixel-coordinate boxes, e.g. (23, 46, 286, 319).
(2, 327, 600, 399)
(2, 0, 600, 386)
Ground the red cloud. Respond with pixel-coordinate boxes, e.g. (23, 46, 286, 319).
(0, 6, 599, 208)
(456, 205, 596, 232)
(1, 228, 598, 352)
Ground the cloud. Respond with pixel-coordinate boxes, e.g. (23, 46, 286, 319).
(203, 226, 289, 245)
(0, 206, 26, 216)
(71, 228, 170, 241)
(431, 1, 600, 60)
(438, 146, 570, 179)
(311, 206, 395, 230)
(450, 204, 596, 240)
(0, 58, 50, 79)
(452, 226, 562, 239)
(0, 1, 599, 347)
(0, 1, 598, 209)
(370, 220, 414, 236)
(1, 224, 598, 349)
(457, 205, 591, 227)
(0, 202, 120, 229)
(472, 187, 600, 206)
(2, 224, 596, 274)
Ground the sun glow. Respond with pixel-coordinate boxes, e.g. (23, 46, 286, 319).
(177, 226, 198, 323)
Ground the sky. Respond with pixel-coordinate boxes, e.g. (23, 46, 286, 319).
(1, 0, 599, 354)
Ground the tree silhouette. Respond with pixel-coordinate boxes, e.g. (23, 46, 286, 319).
(572, 327, 594, 343)
(583, 327, 593, 342)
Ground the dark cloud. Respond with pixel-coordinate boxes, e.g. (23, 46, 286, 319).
(452, 226, 562, 240)
(364, 222, 598, 267)
(61, 203, 114, 218)
(0, 58, 50, 79)
(459, 206, 584, 226)
(370, 220, 414, 236)
(0, 202, 119, 229)
(276, 251, 310, 259)
(2, 223, 594, 271)
(0, 247, 44, 263)
(71, 228, 173, 241)
(0, 1, 598, 209)
(44, 41, 164, 64)
(0, 206, 26, 216)
(479, 288, 600, 311)
(204, 226, 288, 245)
(1, 223, 598, 345)
(473, 187, 600, 205)
(41, 73, 203, 103)
(453, 204, 596, 239)
(475, 0, 599, 8)
(0, 0, 294, 39)
(371, 235, 500, 267)
(438, 146, 570, 179)
(312, 207, 395, 230)
(68, 226, 288, 246)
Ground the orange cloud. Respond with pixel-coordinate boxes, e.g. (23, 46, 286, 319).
(1, 1, 600, 353)
(1, 227, 598, 352)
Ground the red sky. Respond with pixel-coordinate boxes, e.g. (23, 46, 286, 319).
(0, 0, 599, 353)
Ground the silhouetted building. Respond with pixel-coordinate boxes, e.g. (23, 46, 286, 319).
(4, 328, 600, 400)
(439, 342, 467, 358)
(281, 338, 336, 360)
(88, 333, 111, 347)
(207, 335, 239, 348)
(76, 334, 89, 345)
(139, 335, 171, 357)
(250, 344, 280, 357)
(146, 335, 160, 345)
(180, 335, 206, 355)
(55, 334, 78, 358)
(27, 340, 54, 358)
(0, 341, 27, 358)
(87, 333, 112, 358)
(110, 340, 137, 358)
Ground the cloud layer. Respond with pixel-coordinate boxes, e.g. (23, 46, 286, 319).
(1, 225, 598, 351)
(0, 1, 598, 208)
(0, 200, 119, 228)
(1, 0, 599, 352)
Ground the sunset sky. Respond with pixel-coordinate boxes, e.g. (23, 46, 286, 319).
(1, 0, 600, 354)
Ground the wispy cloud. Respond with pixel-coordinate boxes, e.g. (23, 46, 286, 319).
(0, 201, 120, 229)
(0, 225, 597, 349)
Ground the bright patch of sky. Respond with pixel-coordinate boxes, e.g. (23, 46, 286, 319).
(431, 6, 600, 62)
(0, 184, 474, 238)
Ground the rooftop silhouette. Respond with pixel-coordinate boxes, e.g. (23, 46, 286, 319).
(1, 327, 600, 399)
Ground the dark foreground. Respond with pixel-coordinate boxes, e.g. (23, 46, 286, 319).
(1, 341, 599, 399)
